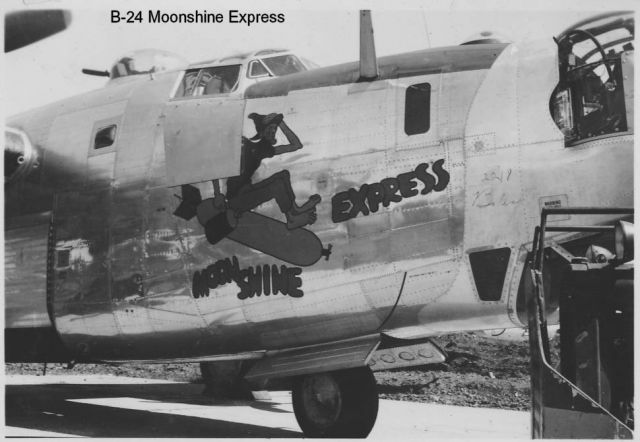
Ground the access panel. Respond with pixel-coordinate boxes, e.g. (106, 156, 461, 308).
(163, 97, 245, 187)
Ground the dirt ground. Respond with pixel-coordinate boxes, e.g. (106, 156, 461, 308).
(376, 332, 531, 410)
(6, 331, 532, 411)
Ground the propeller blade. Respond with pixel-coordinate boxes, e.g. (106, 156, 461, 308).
(5, 9, 71, 52)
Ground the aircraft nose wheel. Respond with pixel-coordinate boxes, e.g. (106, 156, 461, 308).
(299, 374, 342, 428)
(292, 367, 379, 438)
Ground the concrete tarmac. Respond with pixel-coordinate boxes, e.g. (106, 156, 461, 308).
(5, 374, 530, 438)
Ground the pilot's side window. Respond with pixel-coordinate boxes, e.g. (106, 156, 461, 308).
(177, 70, 200, 97)
(199, 65, 241, 95)
(174, 65, 241, 98)
(404, 83, 431, 135)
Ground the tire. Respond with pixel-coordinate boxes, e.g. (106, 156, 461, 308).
(292, 367, 378, 438)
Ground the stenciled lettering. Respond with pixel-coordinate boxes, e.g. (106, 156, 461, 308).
(331, 160, 450, 223)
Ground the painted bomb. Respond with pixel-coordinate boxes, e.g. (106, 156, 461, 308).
(192, 256, 303, 300)
(331, 159, 450, 223)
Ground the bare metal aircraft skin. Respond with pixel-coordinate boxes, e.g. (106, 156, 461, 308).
(5, 14, 633, 366)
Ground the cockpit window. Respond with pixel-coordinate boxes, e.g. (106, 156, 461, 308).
(175, 65, 241, 97)
(260, 54, 306, 76)
(197, 66, 240, 95)
(248, 60, 270, 78)
(177, 70, 200, 97)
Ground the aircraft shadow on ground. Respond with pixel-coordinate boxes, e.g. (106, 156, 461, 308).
(5, 383, 301, 438)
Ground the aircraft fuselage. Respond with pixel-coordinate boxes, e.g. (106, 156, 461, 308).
(5, 39, 633, 363)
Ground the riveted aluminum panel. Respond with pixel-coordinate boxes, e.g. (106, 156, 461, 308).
(163, 97, 244, 186)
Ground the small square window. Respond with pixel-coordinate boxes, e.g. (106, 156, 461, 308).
(404, 83, 431, 135)
(94, 125, 117, 149)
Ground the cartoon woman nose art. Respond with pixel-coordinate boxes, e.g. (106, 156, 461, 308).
(174, 112, 332, 267)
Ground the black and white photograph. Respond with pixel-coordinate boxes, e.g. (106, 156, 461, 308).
(3, 0, 636, 438)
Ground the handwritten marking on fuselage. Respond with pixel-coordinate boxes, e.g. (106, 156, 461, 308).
(192, 256, 303, 300)
(331, 159, 450, 223)
(472, 189, 523, 208)
(482, 166, 512, 183)
(473, 166, 522, 208)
